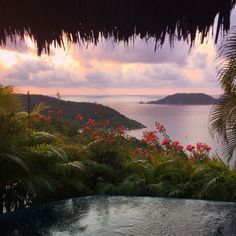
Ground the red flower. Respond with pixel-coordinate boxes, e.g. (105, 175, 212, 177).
(131, 151, 136, 158)
(82, 127, 90, 133)
(106, 133, 116, 143)
(100, 120, 110, 127)
(186, 145, 195, 152)
(172, 141, 180, 147)
(57, 109, 63, 116)
(155, 122, 166, 133)
(117, 125, 126, 134)
(196, 143, 211, 153)
(34, 114, 44, 121)
(204, 145, 211, 152)
(130, 148, 143, 158)
(87, 118, 96, 127)
(75, 113, 84, 121)
(177, 145, 184, 150)
(92, 131, 101, 139)
(44, 116, 52, 122)
(145, 152, 153, 159)
(190, 155, 197, 161)
(136, 148, 143, 153)
(142, 131, 158, 144)
(161, 138, 170, 146)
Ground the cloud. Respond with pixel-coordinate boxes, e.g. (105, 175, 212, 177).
(3, 59, 52, 84)
(74, 38, 189, 66)
(1, 58, 79, 88)
(191, 53, 208, 69)
(0, 29, 222, 95)
(0, 44, 219, 91)
(143, 66, 190, 88)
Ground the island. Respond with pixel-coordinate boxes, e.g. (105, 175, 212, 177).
(147, 93, 217, 105)
(20, 94, 145, 130)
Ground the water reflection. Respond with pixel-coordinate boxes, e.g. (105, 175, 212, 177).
(1, 196, 236, 236)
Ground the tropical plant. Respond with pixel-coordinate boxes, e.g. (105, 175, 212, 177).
(209, 29, 236, 160)
(0, 84, 79, 212)
(191, 155, 236, 201)
(0, 85, 28, 213)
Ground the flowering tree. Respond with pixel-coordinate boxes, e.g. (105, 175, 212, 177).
(132, 122, 212, 161)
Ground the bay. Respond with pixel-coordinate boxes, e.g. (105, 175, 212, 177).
(63, 95, 224, 159)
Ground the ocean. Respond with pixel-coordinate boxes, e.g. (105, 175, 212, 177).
(62, 95, 225, 160)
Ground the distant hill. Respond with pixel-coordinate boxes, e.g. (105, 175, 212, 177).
(148, 93, 217, 105)
(20, 94, 145, 130)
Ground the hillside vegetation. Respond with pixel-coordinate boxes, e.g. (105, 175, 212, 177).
(20, 94, 145, 130)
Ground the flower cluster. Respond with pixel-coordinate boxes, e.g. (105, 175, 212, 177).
(136, 121, 212, 161)
(142, 131, 158, 145)
(172, 141, 184, 150)
(155, 122, 166, 133)
(33, 108, 63, 123)
(186, 145, 195, 152)
(131, 147, 154, 159)
(185, 143, 211, 160)
(117, 125, 126, 135)
(78, 118, 126, 144)
(196, 142, 211, 153)
(34, 114, 50, 122)
(161, 138, 170, 146)
(75, 113, 84, 121)
(87, 119, 96, 127)
(161, 138, 185, 153)
(47, 108, 63, 117)
(98, 120, 110, 127)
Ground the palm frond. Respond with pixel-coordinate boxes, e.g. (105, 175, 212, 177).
(209, 93, 236, 160)
(30, 131, 57, 145)
(0, 84, 22, 115)
(50, 147, 67, 161)
(27, 144, 67, 160)
(217, 28, 236, 92)
(61, 161, 85, 171)
(30, 103, 49, 116)
(168, 188, 185, 197)
(1, 153, 29, 172)
(69, 181, 88, 193)
(19, 175, 55, 198)
(209, 28, 236, 160)
(148, 182, 165, 195)
(117, 174, 145, 195)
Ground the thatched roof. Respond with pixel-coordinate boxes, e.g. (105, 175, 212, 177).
(0, 0, 235, 54)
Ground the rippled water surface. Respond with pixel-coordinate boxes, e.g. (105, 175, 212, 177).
(1, 196, 236, 236)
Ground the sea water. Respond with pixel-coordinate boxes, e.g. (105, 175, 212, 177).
(62, 95, 225, 160)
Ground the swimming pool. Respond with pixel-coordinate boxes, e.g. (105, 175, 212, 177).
(1, 196, 236, 235)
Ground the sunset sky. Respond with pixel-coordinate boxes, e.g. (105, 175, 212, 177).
(0, 11, 236, 96)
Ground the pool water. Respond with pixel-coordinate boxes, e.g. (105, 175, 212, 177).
(1, 196, 236, 236)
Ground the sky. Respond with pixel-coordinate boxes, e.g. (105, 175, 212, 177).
(0, 11, 236, 96)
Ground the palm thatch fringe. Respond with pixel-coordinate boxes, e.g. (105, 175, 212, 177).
(0, 0, 235, 54)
